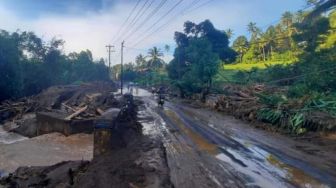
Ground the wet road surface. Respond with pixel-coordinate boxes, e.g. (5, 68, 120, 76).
(134, 89, 335, 188)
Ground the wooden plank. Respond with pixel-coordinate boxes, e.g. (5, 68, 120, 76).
(65, 106, 88, 120)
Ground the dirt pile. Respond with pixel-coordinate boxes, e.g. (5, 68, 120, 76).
(0, 81, 119, 124)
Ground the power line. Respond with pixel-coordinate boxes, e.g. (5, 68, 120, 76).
(129, 1, 313, 48)
(128, 0, 153, 27)
(231, 28, 336, 48)
(114, 0, 150, 44)
(128, 0, 185, 46)
(122, 0, 168, 42)
(117, 0, 155, 43)
(266, 66, 336, 84)
(125, 46, 174, 55)
(185, 0, 216, 14)
(130, 0, 211, 47)
(259, 4, 315, 30)
(188, 0, 203, 9)
(112, 0, 142, 44)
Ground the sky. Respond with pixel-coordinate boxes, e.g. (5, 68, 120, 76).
(0, 0, 306, 65)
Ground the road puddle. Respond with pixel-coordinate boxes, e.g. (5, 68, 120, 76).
(217, 145, 329, 188)
(267, 154, 329, 188)
(163, 108, 330, 188)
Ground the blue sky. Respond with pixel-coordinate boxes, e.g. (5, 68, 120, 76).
(0, 0, 307, 63)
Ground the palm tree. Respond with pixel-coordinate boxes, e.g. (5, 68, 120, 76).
(164, 44, 170, 53)
(147, 47, 164, 69)
(247, 22, 261, 41)
(135, 54, 146, 70)
(281, 11, 294, 29)
(232, 36, 249, 63)
(263, 26, 277, 59)
(281, 11, 296, 50)
(225, 29, 234, 39)
(259, 34, 267, 61)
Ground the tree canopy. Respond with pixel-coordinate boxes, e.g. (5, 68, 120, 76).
(0, 30, 110, 101)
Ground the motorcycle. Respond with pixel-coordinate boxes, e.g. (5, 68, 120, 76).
(157, 95, 165, 107)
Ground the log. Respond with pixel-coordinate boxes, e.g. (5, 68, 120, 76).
(227, 96, 256, 101)
(62, 103, 76, 112)
(236, 91, 252, 98)
(65, 106, 88, 120)
(96, 108, 104, 115)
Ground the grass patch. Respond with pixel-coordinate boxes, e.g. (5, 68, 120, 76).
(223, 61, 293, 71)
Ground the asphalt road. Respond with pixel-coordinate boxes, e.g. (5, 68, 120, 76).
(135, 88, 335, 188)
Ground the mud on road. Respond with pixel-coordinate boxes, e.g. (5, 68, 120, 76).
(136, 89, 336, 188)
(1, 87, 336, 188)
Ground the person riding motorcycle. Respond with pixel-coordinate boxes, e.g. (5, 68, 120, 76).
(157, 86, 165, 107)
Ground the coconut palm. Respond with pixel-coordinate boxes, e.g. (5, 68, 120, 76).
(164, 44, 170, 53)
(263, 26, 277, 59)
(281, 11, 294, 29)
(135, 54, 146, 70)
(147, 47, 164, 69)
(232, 36, 249, 62)
(247, 22, 261, 41)
(225, 29, 234, 39)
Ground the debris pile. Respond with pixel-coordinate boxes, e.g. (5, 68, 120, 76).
(0, 81, 119, 124)
(0, 81, 122, 137)
(213, 84, 336, 133)
(0, 161, 90, 187)
(0, 94, 173, 188)
(214, 84, 267, 121)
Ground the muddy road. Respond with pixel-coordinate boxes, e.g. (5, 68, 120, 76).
(135, 89, 336, 188)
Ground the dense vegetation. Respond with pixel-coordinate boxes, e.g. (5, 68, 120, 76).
(0, 30, 110, 102)
(111, 46, 169, 87)
(123, 0, 335, 134)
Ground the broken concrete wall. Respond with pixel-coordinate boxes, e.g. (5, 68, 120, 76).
(36, 112, 93, 136)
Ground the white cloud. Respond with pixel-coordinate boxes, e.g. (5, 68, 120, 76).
(0, 0, 305, 65)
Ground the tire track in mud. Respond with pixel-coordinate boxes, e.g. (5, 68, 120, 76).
(136, 91, 333, 188)
(168, 102, 334, 188)
(138, 96, 246, 188)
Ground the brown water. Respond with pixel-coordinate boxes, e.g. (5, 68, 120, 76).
(0, 131, 93, 176)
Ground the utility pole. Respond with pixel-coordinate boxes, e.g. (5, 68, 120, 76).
(120, 41, 125, 95)
(106, 44, 114, 70)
